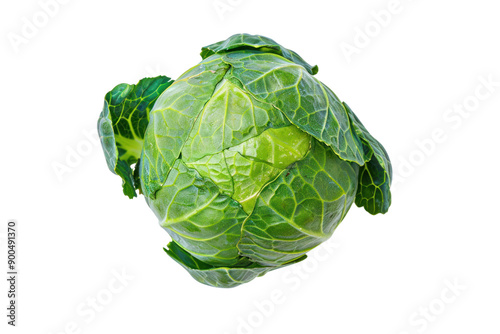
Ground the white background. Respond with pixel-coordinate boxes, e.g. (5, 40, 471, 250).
(1, 0, 499, 333)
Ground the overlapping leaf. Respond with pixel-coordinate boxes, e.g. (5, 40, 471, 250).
(238, 138, 359, 266)
(221, 52, 366, 166)
(224, 125, 310, 213)
(181, 78, 289, 163)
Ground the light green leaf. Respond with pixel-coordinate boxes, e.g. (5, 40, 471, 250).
(181, 78, 289, 163)
(226, 125, 311, 213)
(186, 152, 234, 196)
(185, 125, 311, 214)
(147, 159, 248, 266)
(224, 150, 281, 214)
(140, 56, 230, 199)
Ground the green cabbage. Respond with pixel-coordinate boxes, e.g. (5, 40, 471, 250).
(98, 34, 392, 288)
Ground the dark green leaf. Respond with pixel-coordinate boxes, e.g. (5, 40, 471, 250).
(165, 241, 306, 288)
(201, 33, 319, 75)
(221, 52, 366, 166)
(344, 103, 392, 214)
(97, 76, 174, 198)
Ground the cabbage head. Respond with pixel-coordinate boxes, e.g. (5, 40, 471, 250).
(97, 34, 392, 288)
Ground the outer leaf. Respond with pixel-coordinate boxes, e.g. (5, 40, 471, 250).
(238, 138, 359, 266)
(97, 76, 174, 198)
(164, 241, 306, 288)
(344, 103, 392, 214)
(139, 55, 230, 199)
(201, 33, 319, 75)
(221, 52, 366, 166)
(146, 159, 248, 266)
